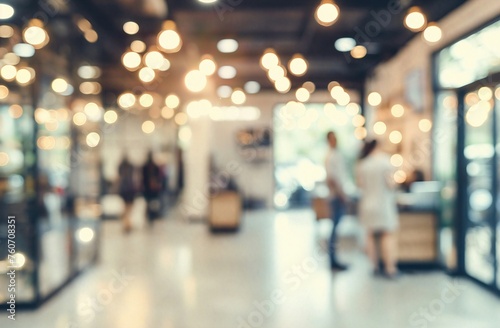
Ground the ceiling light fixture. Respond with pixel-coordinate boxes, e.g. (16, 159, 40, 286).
(296, 88, 310, 102)
(157, 21, 182, 53)
(217, 39, 238, 53)
(185, 70, 207, 92)
(78, 65, 101, 79)
(0, 4, 14, 20)
(335, 37, 356, 52)
(244, 81, 260, 94)
(275, 77, 291, 93)
(0, 65, 17, 82)
(260, 49, 279, 70)
(138, 67, 155, 83)
(404, 7, 427, 32)
(303, 81, 316, 93)
(23, 19, 50, 49)
(268, 65, 286, 82)
(165, 94, 180, 108)
(231, 89, 246, 105)
(13, 43, 35, 58)
(199, 55, 217, 76)
(144, 50, 165, 70)
(288, 54, 308, 76)
(122, 51, 141, 71)
(423, 22, 442, 43)
(0, 25, 14, 38)
(367, 92, 382, 106)
(217, 85, 232, 98)
(218, 66, 237, 79)
(350, 45, 367, 59)
(118, 92, 136, 109)
(315, 0, 340, 27)
(131, 40, 146, 53)
(123, 21, 139, 35)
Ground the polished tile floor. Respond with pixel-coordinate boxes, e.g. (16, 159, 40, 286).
(2, 208, 500, 328)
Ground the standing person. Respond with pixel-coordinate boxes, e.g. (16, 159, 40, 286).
(118, 156, 136, 233)
(356, 139, 399, 278)
(142, 151, 162, 224)
(325, 131, 349, 270)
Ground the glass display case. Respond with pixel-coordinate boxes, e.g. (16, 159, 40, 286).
(0, 63, 101, 308)
(0, 89, 37, 305)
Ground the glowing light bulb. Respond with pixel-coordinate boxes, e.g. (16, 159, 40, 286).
(315, 0, 340, 27)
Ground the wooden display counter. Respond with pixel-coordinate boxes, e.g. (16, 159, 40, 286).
(209, 191, 242, 232)
(397, 211, 438, 266)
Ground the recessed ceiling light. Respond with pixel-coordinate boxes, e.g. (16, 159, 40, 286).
(404, 7, 427, 32)
(288, 54, 308, 77)
(350, 45, 367, 59)
(367, 92, 382, 106)
(0, 4, 14, 20)
(199, 0, 218, 3)
(130, 40, 146, 53)
(185, 70, 207, 92)
(335, 37, 356, 52)
(275, 77, 291, 93)
(199, 56, 217, 76)
(217, 39, 238, 53)
(231, 89, 246, 105)
(217, 85, 232, 98)
(0, 25, 14, 38)
(218, 66, 237, 79)
(303, 81, 315, 93)
(123, 21, 139, 35)
(13, 43, 35, 58)
(78, 65, 101, 79)
(244, 81, 260, 94)
(423, 23, 442, 43)
(315, 0, 340, 27)
(260, 49, 279, 70)
(157, 23, 182, 53)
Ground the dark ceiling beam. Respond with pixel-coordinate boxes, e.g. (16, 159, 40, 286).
(68, 0, 127, 61)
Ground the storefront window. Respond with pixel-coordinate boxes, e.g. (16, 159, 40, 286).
(438, 20, 500, 89)
(273, 102, 360, 209)
(463, 88, 495, 284)
(435, 20, 500, 291)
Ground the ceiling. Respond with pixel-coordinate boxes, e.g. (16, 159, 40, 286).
(7, 0, 469, 95)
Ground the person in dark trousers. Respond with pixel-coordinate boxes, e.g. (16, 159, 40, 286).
(142, 152, 162, 224)
(325, 131, 349, 271)
(118, 156, 136, 233)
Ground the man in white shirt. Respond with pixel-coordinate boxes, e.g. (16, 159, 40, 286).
(325, 131, 348, 270)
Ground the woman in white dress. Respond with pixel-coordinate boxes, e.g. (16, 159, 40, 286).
(356, 140, 399, 277)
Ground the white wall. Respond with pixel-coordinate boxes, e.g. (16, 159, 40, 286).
(184, 91, 342, 216)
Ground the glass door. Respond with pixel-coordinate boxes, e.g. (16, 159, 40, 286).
(495, 84, 500, 291)
(463, 86, 497, 287)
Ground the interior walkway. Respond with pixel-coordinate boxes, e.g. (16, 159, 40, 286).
(3, 208, 500, 328)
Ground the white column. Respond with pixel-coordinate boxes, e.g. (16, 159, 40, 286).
(180, 116, 211, 220)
